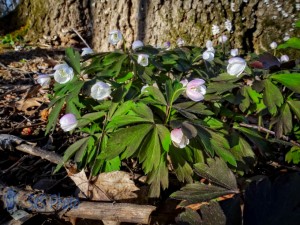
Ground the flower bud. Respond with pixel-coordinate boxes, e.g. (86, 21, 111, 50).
(180, 79, 189, 87)
(280, 55, 289, 62)
(132, 40, 144, 50)
(186, 79, 206, 102)
(81, 47, 93, 56)
(177, 38, 185, 47)
(270, 41, 278, 49)
(227, 57, 247, 77)
(230, 48, 239, 57)
(37, 74, 51, 87)
(206, 40, 213, 48)
(90, 81, 111, 100)
(203, 50, 214, 62)
(60, 114, 78, 132)
(171, 128, 190, 148)
(218, 35, 228, 43)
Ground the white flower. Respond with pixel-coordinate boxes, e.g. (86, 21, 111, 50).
(137, 54, 149, 67)
(186, 79, 206, 102)
(163, 41, 171, 49)
(231, 2, 236, 12)
(270, 42, 278, 49)
(206, 40, 213, 48)
(280, 55, 289, 62)
(59, 114, 78, 132)
(141, 84, 149, 93)
(81, 47, 93, 56)
(230, 48, 239, 57)
(132, 40, 144, 50)
(171, 128, 189, 148)
(218, 35, 228, 43)
(212, 24, 220, 36)
(53, 64, 74, 84)
(108, 30, 122, 45)
(203, 50, 214, 62)
(180, 79, 189, 87)
(37, 74, 51, 87)
(90, 81, 111, 100)
(177, 38, 185, 47)
(227, 57, 247, 77)
(224, 19, 232, 32)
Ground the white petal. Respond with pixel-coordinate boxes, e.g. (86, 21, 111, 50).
(90, 81, 111, 100)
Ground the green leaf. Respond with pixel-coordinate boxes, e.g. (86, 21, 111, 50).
(263, 79, 283, 115)
(106, 115, 153, 130)
(147, 155, 168, 197)
(101, 54, 128, 77)
(141, 86, 167, 105)
(74, 136, 93, 163)
(285, 146, 300, 164)
(175, 208, 202, 225)
(239, 86, 251, 112)
(165, 80, 184, 104)
(169, 146, 193, 183)
(157, 124, 171, 152)
(45, 96, 66, 135)
(103, 124, 153, 159)
(78, 112, 106, 128)
(288, 100, 300, 120)
(65, 47, 81, 74)
(207, 82, 240, 94)
(195, 158, 238, 190)
(278, 37, 300, 50)
(138, 126, 161, 174)
(131, 102, 154, 121)
(173, 102, 214, 116)
(271, 73, 300, 94)
(63, 137, 90, 162)
(104, 156, 121, 172)
(272, 103, 293, 138)
(211, 73, 241, 82)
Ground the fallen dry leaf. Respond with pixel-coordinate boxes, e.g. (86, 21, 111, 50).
(68, 170, 139, 201)
(16, 97, 45, 115)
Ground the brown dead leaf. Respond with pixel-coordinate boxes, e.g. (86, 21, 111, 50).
(16, 97, 45, 115)
(68, 170, 139, 201)
(40, 108, 49, 121)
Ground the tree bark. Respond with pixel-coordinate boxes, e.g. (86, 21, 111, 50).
(0, 0, 299, 53)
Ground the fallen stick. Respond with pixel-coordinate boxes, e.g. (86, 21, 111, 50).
(1, 186, 155, 224)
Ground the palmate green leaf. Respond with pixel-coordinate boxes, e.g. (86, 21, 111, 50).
(166, 80, 184, 104)
(106, 115, 153, 130)
(74, 136, 94, 163)
(171, 183, 238, 206)
(45, 96, 66, 135)
(131, 102, 154, 121)
(141, 86, 167, 105)
(271, 103, 293, 138)
(263, 79, 283, 115)
(239, 86, 251, 112)
(211, 73, 241, 82)
(175, 208, 202, 225)
(285, 146, 300, 164)
(169, 146, 193, 183)
(278, 37, 300, 50)
(100, 54, 128, 77)
(195, 158, 238, 190)
(288, 100, 300, 120)
(173, 101, 214, 116)
(65, 47, 81, 74)
(147, 154, 168, 198)
(138, 126, 161, 174)
(63, 137, 90, 162)
(103, 124, 153, 160)
(195, 124, 237, 166)
(104, 156, 121, 172)
(271, 73, 300, 94)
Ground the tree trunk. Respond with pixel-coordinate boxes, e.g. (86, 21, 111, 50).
(0, 0, 299, 53)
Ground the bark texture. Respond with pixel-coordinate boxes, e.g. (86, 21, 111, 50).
(0, 0, 299, 53)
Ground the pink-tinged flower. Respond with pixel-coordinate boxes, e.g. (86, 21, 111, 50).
(227, 57, 247, 77)
(203, 50, 214, 62)
(270, 41, 277, 49)
(186, 79, 206, 102)
(177, 38, 185, 47)
(164, 41, 171, 49)
(180, 79, 188, 87)
(171, 128, 189, 148)
(90, 81, 111, 100)
(53, 64, 74, 84)
(137, 54, 149, 67)
(132, 40, 144, 50)
(81, 47, 93, 56)
(218, 35, 228, 43)
(280, 55, 289, 62)
(230, 48, 239, 57)
(59, 114, 78, 132)
(108, 30, 122, 45)
(37, 74, 51, 87)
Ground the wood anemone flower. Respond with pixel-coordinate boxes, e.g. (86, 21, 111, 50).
(186, 78, 207, 102)
(59, 113, 78, 132)
(90, 81, 111, 101)
(53, 64, 74, 84)
(108, 30, 123, 45)
(171, 128, 189, 148)
(227, 57, 247, 77)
